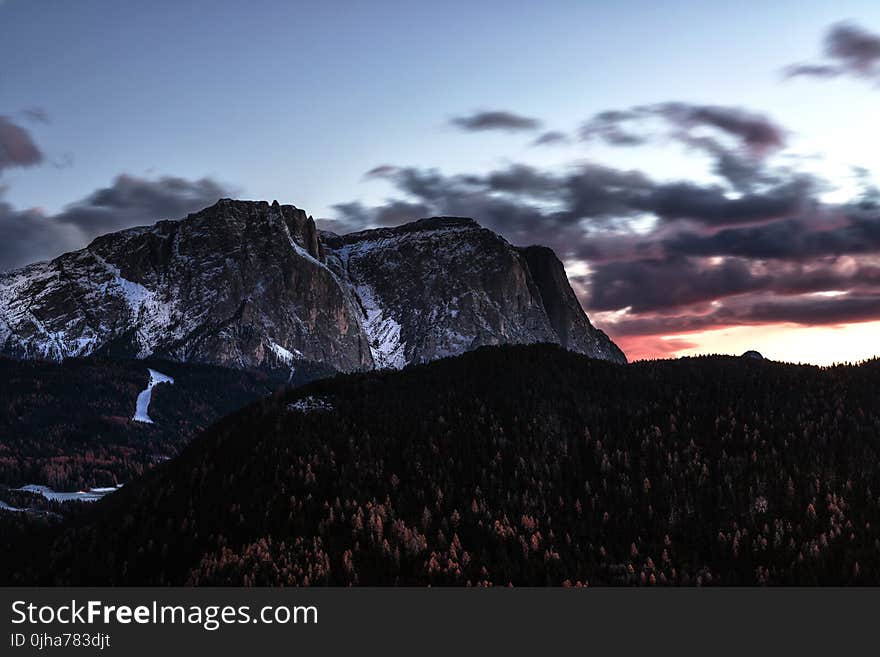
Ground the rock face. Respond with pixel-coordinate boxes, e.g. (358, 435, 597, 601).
(517, 245, 626, 363)
(324, 218, 626, 366)
(0, 200, 626, 371)
(0, 200, 372, 371)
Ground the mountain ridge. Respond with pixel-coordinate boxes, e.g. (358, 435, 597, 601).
(0, 199, 626, 370)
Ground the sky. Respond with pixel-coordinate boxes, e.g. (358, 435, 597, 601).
(2, 0, 880, 364)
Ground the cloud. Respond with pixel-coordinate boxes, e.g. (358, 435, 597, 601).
(662, 208, 880, 261)
(581, 103, 786, 154)
(637, 179, 808, 226)
(580, 110, 648, 146)
(589, 252, 880, 313)
(589, 256, 763, 313)
(315, 215, 366, 236)
(605, 290, 880, 341)
(784, 64, 841, 80)
(330, 198, 431, 230)
(341, 160, 811, 250)
(53, 174, 231, 235)
(450, 110, 542, 133)
(656, 103, 786, 153)
(747, 293, 880, 325)
(0, 174, 234, 272)
(334, 128, 880, 345)
(364, 164, 398, 178)
(785, 22, 880, 84)
(580, 103, 787, 192)
(531, 130, 570, 146)
(21, 107, 50, 124)
(0, 201, 83, 273)
(0, 116, 43, 173)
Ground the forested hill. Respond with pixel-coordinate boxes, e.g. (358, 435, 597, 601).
(6, 344, 880, 585)
(0, 357, 286, 491)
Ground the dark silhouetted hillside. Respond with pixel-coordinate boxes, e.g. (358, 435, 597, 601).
(4, 345, 880, 586)
(0, 357, 285, 491)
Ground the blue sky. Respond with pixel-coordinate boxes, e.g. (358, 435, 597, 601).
(3, 0, 878, 214)
(3, 0, 880, 362)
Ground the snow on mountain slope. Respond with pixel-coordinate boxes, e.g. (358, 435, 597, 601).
(132, 368, 175, 424)
(16, 484, 122, 503)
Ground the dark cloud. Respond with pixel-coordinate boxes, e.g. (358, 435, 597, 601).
(336, 149, 880, 342)
(581, 103, 786, 155)
(580, 110, 647, 146)
(330, 199, 431, 230)
(335, 92, 880, 346)
(483, 164, 563, 197)
(785, 22, 880, 83)
(588, 251, 880, 315)
(0, 201, 83, 273)
(450, 110, 542, 133)
(0, 174, 233, 272)
(712, 150, 767, 192)
(655, 103, 786, 153)
(531, 130, 570, 146)
(315, 211, 369, 237)
(564, 164, 654, 219)
(54, 174, 231, 235)
(364, 164, 398, 178)
(589, 257, 762, 313)
(663, 209, 880, 261)
(0, 116, 43, 172)
(637, 179, 808, 226)
(784, 64, 841, 80)
(21, 107, 50, 124)
(746, 294, 880, 325)
(600, 311, 732, 339)
(607, 291, 880, 339)
(826, 23, 880, 72)
(580, 103, 787, 192)
(340, 161, 811, 249)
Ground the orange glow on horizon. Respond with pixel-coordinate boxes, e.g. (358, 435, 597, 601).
(614, 321, 880, 365)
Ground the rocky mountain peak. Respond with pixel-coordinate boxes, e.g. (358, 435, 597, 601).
(517, 245, 626, 363)
(323, 216, 481, 248)
(192, 198, 322, 261)
(0, 199, 626, 370)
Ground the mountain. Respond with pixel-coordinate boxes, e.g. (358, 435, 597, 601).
(7, 345, 879, 586)
(0, 200, 625, 371)
(0, 200, 371, 371)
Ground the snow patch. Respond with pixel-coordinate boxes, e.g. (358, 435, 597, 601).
(288, 396, 334, 413)
(0, 263, 104, 360)
(267, 340, 303, 363)
(16, 484, 123, 503)
(353, 283, 406, 369)
(267, 340, 302, 382)
(132, 368, 175, 424)
(104, 263, 174, 358)
(330, 237, 423, 370)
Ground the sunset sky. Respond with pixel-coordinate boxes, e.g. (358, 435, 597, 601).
(2, 1, 880, 364)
